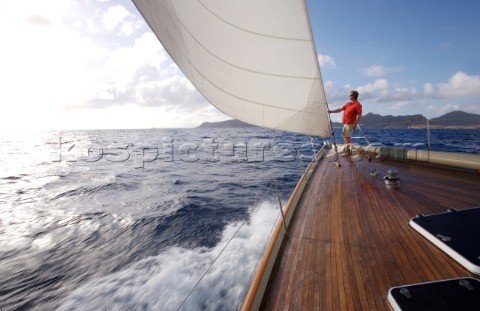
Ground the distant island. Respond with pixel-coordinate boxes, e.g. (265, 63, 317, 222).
(352, 110, 480, 129)
(198, 110, 480, 130)
(197, 119, 256, 128)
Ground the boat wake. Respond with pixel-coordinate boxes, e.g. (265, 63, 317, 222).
(57, 201, 280, 311)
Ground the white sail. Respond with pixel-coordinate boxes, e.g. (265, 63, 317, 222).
(133, 0, 331, 137)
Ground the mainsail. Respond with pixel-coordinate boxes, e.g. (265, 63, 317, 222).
(133, 0, 331, 137)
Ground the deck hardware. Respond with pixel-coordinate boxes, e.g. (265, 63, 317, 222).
(415, 214, 431, 222)
(436, 234, 452, 242)
(459, 279, 475, 291)
(400, 288, 412, 299)
(387, 169, 399, 179)
(447, 208, 461, 215)
(383, 169, 401, 186)
(369, 169, 378, 177)
(332, 162, 341, 168)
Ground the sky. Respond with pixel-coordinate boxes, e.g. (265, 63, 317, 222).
(0, 0, 479, 130)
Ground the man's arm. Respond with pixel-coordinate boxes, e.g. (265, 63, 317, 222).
(354, 113, 362, 128)
(328, 108, 343, 113)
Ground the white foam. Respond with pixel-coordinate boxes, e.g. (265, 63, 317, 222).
(57, 201, 280, 311)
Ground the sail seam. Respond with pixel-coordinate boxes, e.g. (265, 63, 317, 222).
(164, 0, 316, 80)
(188, 62, 322, 114)
(178, 21, 317, 80)
(196, 0, 310, 42)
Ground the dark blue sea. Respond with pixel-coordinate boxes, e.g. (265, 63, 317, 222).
(0, 127, 478, 311)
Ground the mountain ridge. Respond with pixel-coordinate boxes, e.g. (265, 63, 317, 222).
(197, 119, 256, 128)
(198, 110, 480, 129)
(333, 110, 480, 129)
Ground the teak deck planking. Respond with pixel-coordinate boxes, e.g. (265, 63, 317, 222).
(260, 149, 480, 310)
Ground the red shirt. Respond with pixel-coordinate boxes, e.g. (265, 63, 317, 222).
(341, 101, 362, 124)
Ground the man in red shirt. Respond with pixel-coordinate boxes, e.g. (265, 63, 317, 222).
(328, 90, 363, 155)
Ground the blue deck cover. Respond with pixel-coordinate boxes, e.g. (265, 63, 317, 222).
(410, 206, 480, 274)
(388, 277, 480, 311)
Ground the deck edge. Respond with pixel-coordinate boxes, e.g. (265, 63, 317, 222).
(241, 146, 327, 311)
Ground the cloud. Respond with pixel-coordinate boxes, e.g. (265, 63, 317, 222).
(328, 73, 480, 120)
(134, 75, 205, 109)
(327, 79, 419, 116)
(423, 83, 434, 96)
(86, 17, 100, 33)
(362, 65, 386, 77)
(82, 31, 208, 113)
(379, 87, 418, 103)
(0, 0, 218, 129)
(119, 20, 138, 36)
(390, 101, 410, 110)
(27, 15, 51, 26)
(436, 71, 480, 97)
(102, 5, 130, 32)
(426, 103, 460, 115)
(422, 72, 480, 100)
(356, 79, 389, 97)
(323, 80, 335, 94)
(361, 65, 403, 77)
(317, 54, 336, 68)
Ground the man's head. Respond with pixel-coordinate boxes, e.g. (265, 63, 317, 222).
(349, 90, 359, 100)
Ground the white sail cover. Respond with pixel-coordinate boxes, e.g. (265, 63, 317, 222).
(133, 0, 332, 137)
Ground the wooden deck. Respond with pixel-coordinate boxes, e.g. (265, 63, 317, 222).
(260, 148, 480, 310)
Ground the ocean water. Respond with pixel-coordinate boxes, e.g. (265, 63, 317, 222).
(0, 127, 478, 311)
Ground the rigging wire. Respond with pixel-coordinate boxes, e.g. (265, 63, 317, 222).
(275, 179, 289, 236)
